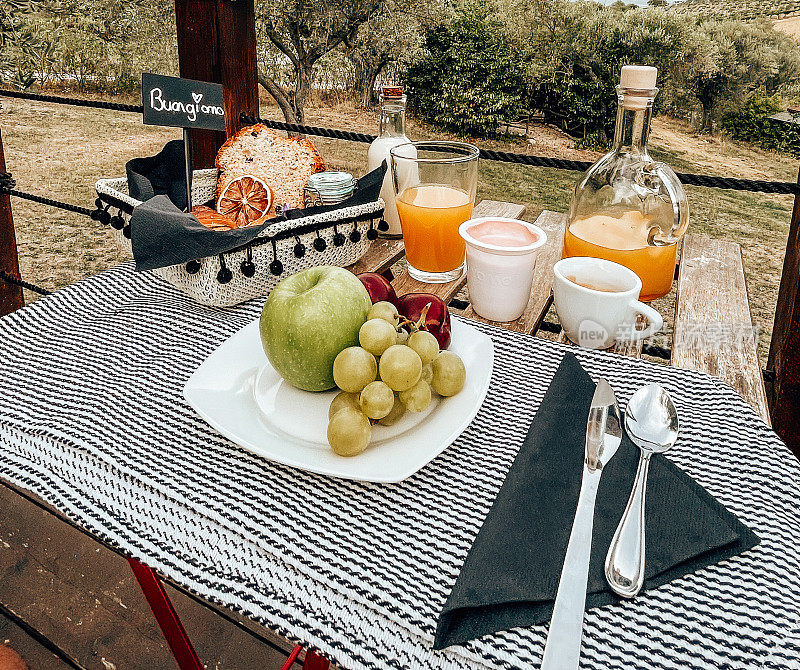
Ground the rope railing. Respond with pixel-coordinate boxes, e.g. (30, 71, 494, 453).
(240, 113, 800, 196)
(0, 87, 798, 358)
(4, 187, 94, 217)
(0, 270, 52, 296)
(0, 88, 144, 113)
(0, 89, 797, 195)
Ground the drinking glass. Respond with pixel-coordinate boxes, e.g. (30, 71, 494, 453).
(390, 141, 479, 283)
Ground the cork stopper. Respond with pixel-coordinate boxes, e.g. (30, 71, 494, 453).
(381, 86, 404, 100)
(620, 65, 658, 90)
(619, 65, 658, 110)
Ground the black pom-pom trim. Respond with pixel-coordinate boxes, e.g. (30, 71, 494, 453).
(217, 267, 233, 284)
(123, 224, 132, 239)
(95, 197, 103, 209)
(366, 227, 378, 240)
(313, 236, 327, 252)
(110, 214, 125, 230)
(98, 209, 111, 226)
(333, 232, 346, 247)
(377, 218, 390, 232)
(350, 229, 362, 243)
(90, 208, 102, 221)
(293, 242, 306, 258)
(186, 260, 201, 274)
(241, 260, 256, 277)
(269, 259, 284, 275)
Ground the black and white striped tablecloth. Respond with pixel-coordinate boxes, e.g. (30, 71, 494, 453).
(0, 263, 798, 670)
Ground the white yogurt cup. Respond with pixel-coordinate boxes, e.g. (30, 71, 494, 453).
(459, 217, 547, 322)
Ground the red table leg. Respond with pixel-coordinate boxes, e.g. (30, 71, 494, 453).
(128, 558, 329, 670)
(281, 645, 303, 670)
(127, 558, 204, 670)
(281, 645, 330, 670)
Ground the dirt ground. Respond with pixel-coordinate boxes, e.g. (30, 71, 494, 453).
(774, 15, 800, 39)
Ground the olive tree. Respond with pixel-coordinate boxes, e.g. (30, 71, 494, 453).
(691, 19, 800, 132)
(256, 0, 386, 123)
(1, 0, 39, 89)
(345, 0, 446, 108)
(27, 0, 176, 92)
(510, 1, 709, 143)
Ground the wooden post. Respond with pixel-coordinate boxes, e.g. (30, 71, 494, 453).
(0, 127, 24, 317)
(768, 164, 800, 456)
(174, 0, 258, 168)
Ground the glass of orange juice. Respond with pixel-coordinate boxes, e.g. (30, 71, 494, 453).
(389, 141, 479, 283)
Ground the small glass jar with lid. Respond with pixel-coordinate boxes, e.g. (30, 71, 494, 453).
(304, 171, 356, 207)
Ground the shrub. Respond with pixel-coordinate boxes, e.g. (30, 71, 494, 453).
(404, 2, 526, 138)
(722, 93, 800, 157)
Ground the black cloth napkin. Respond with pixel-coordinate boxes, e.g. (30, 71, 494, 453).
(125, 141, 386, 271)
(434, 352, 759, 649)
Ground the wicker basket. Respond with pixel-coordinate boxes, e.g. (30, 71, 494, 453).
(95, 169, 384, 306)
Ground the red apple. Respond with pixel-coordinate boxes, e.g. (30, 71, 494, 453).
(397, 293, 452, 350)
(356, 272, 398, 306)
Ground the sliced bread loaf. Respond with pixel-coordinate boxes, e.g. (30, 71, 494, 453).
(215, 124, 325, 215)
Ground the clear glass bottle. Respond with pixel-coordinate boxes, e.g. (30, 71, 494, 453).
(563, 66, 689, 301)
(367, 86, 411, 237)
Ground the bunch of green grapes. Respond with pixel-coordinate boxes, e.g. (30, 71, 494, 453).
(327, 302, 467, 457)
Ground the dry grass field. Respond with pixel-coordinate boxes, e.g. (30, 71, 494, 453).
(1, 94, 797, 362)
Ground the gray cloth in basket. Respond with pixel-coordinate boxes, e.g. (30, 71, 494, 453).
(126, 139, 190, 211)
(128, 152, 386, 272)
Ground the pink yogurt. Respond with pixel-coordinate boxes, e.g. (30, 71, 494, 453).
(459, 217, 547, 322)
(467, 219, 541, 247)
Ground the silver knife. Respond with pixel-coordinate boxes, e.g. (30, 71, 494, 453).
(540, 379, 623, 670)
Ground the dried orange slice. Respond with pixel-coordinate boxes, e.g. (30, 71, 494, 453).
(217, 175, 273, 228)
(192, 205, 237, 231)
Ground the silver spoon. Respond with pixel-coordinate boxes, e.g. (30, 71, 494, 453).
(604, 383, 679, 598)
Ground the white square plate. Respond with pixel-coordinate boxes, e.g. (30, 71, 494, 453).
(183, 317, 494, 482)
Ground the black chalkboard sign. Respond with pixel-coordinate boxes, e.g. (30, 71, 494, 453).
(142, 72, 226, 131)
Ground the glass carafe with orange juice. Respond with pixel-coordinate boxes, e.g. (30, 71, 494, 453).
(563, 65, 689, 301)
(390, 141, 479, 283)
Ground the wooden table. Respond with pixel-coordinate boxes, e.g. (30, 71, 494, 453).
(0, 199, 773, 670)
(350, 200, 771, 425)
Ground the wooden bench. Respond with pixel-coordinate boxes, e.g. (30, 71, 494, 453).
(349, 203, 770, 424)
(673, 235, 770, 422)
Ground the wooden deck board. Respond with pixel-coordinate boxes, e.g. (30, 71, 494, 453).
(390, 200, 527, 304)
(672, 234, 770, 423)
(0, 484, 296, 670)
(0, 619, 70, 669)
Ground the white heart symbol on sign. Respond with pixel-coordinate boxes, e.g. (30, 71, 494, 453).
(192, 92, 202, 104)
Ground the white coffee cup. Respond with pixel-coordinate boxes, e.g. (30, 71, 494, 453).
(553, 257, 663, 350)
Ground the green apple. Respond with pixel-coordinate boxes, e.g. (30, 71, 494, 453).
(260, 266, 371, 391)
